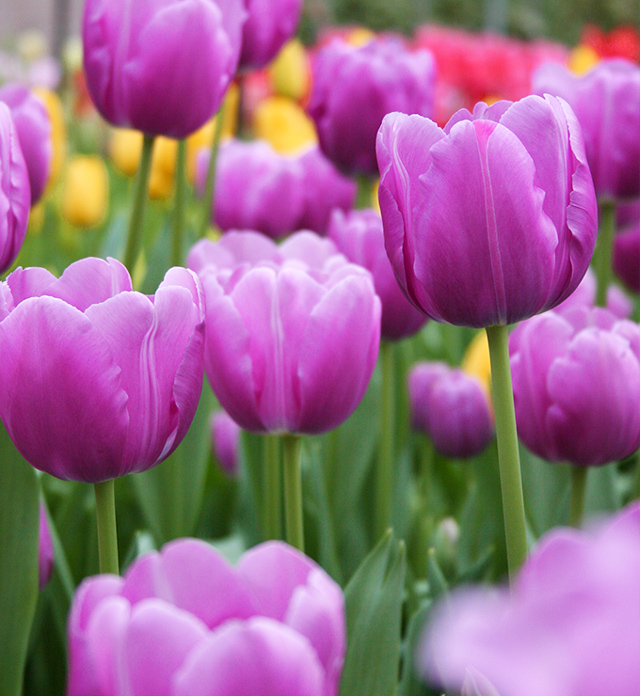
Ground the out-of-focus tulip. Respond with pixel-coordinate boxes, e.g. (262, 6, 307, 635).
(581, 24, 640, 63)
(32, 87, 66, 189)
(189, 230, 380, 434)
(0, 103, 30, 273)
(420, 501, 640, 696)
(0, 258, 205, 483)
(408, 362, 494, 459)
(308, 37, 436, 176)
(109, 128, 143, 177)
(62, 155, 109, 227)
(210, 410, 240, 476)
(38, 503, 54, 590)
(328, 208, 427, 340)
(82, 0, 246, 138)
(376, 96, 598, 328)
(253, 96, 317, 154)
(67, 538, 345, 696)
(555, 266, 633, 318)
(268, 38, 311, 102)
(509, 305, 640, 467)
(461, 331, 491, 399)
(0, 84, 51, 206)
(613, 206, 640, 294)
(568, 44, 600, 75)
(533, 59, 640, 201)
(239, 0, 303, 70)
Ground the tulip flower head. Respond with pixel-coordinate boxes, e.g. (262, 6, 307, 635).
(376, 96, 598, 328)
(0, 258, 205, 483)
(210, 409, 241, 476)
(62, 155, 109, 227)
(67, 538, 345, 696)
(82, 0, 246, 138)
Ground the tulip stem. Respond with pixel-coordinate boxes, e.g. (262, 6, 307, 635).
(594, 199, 616, 307)
(123, 133, 154, 276)
(94, 480, 119, 575)
(172, 139, 188, 267)
(264, 435, 282, 541)
(282, 434, 304, 552)
(569, 466, 588, 528)
(485, 324, 527, 582)
(375, 340, 396, 541)
(198, 99, 227, 238)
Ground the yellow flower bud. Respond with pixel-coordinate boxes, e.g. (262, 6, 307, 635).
(148, 137, 178, 200)
(461, 330, 492, 403)
(32, 87, 67, 190)
(253, 96, 317, 154)
(568, 45, 600, 75)
(62, 155, 109, 228)
(109, 128, 143, 177)
(268, 39, 311, 102)
(346, 27, 376, 47)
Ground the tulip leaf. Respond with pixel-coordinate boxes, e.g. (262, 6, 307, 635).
(0, 429, 40, 696)
(339, 531, 406, 696)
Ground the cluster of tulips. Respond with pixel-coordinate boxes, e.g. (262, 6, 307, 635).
(0, 1, 639, 695)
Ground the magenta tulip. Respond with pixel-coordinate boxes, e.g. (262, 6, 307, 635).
(376, 96, 598, 328)
(0, 258, 204, 482)
(420, 501, 640, 696)
(408, 362, 494, 458)
(0, 102, 30, 274)
(555, 266, 632, 319)
(68, 538, 345, 696)
(308, 37, 436, 176)
(509, 305, 640, 467)
(533, 59, 640, 201)
(82, 0, 246, 138)
(328, 208, 427, 340)
(210, 410, 240, 476)
(0, 83, 51, 205)
(239, 0, 303, 70)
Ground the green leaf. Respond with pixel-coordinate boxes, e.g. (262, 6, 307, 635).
(0, 428, 40, 696)
(398, 599, 433, 696)
(339, 531, 406, 696)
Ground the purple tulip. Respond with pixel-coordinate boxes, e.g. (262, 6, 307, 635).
(38, 503, 54, 590)
(376, 96, 598, 328)
(190, 230, 381, 433)
(210, 410, 241, 476)
(419, 501, 640, 696)
(82, 0, 246, 139)
(0, 102, 30, 274)
(67, 538, 345, 696)
(328, 208, 427, 340)
(0, 258, 205, 482)
(533, 59, 640, 201)
(308, 37, 436, 176)
(239, 0, 303, 70)
(408, 362, 494, 458)
(555, 266, 633, 319)
(509, 305, 640, 467)
(0, 83, 51, 205)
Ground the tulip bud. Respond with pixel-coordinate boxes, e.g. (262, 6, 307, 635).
(62, 155, 109, 228)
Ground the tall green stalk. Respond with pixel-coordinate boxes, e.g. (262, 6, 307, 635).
(594, 199, 616, 307)
(569, 465, 587, 528)
(264, 434, 282, 541)
(94, 479, 119, 575)
(282, 434, 304, 552)
(485, 324, 528, 581)
(123, 133, 155, 274)
(375, 340, 395, 541)
(198, 100, 227, 238)
(171, 139, 188, 267)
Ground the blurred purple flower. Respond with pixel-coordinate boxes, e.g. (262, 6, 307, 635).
(0, 103, 30, 274)
(408, 362, 494, 458)
(533, 59, 640, 201)
(82, 0, 246, 138)
(38, 503, 54, 590)
(210, 410, 241, 476)
(0, 83, 51, 205)
(308, 37, 436, 176)
(328, 208, 427, 340)
(0, 258, 205, 482)
(420, 501, 640, 696)
(554, 266, 633, 318)
(510, 305, 640, 467)
(376, 96, 598, 328)
(68, 538, 345, 696)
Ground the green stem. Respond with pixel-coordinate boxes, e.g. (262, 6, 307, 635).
(172, 139, 188, 267)
(264, 435, 282, 541)
(123, 133, 155, 274)
(198, 100, 227, 238)
(569, 465, 588, 528)
(485, 324, 528, 582)
(356, 174, 375, 209)
(594, 199, 617, 307)
(375, 340, 395, 540)
(94, 480, 119, 575)
(282, 434, 304, 552)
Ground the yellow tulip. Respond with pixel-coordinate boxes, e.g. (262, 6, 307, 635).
(32, 87, 67, 190)
(461, 330, 492, 403)
(62, 155, 109, 228)
(148, 137, 178, 200)
(346, 27, 376, 47)
(267, 39, 311, 102)
(568, 44, 600, 75)
(109, 128, 143, 177)
(253, 96, 317, 154)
